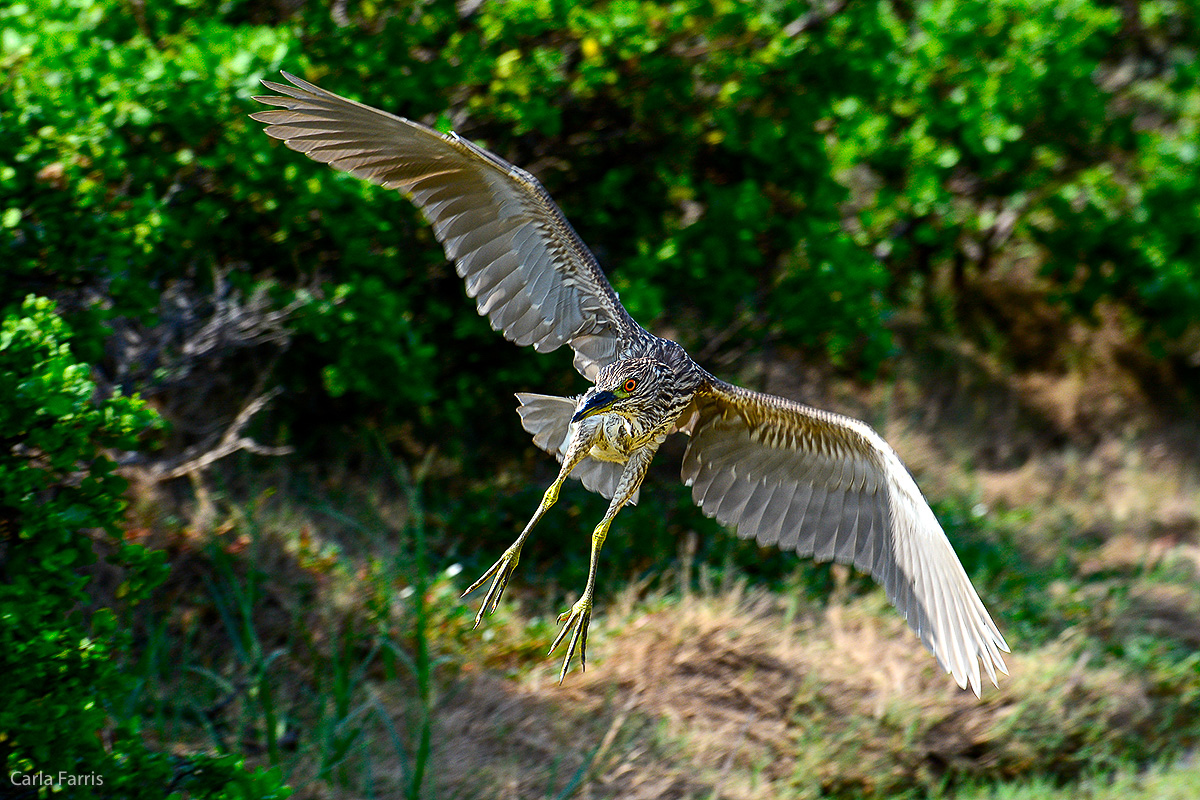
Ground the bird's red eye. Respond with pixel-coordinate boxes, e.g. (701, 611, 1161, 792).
(623, 378, 638, 393)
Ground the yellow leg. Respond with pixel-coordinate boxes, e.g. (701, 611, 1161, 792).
(548, 445, 656, 683)
(548, 516, 612, 683)
(458, 483, 551, 626)
(462, 434, 591, 627)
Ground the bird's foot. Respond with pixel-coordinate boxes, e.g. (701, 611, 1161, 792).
(461, 543, 523, 627)
(549, 595, 592, 683)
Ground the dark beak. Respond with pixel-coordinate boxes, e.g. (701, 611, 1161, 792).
(572, 390, 617, 423)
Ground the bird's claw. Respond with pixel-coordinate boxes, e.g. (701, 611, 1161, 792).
(549, 596, 592, 683)
(461, 545, 522, 628)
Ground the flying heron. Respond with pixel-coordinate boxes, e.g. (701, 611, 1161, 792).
(252, 72, 1008, 694)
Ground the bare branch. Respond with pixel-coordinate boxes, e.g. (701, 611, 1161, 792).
(129, 388, 293, 483)
(783, 0, 848, 37)
(99, 267, 302, 397)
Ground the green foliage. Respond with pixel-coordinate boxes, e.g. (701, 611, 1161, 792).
(120, 469, 446, 798)
(3, 0, 899, 460)
(0, 296, 290, 798)
(834, 0, 1200, 359)
(4, 0, 1197, 463)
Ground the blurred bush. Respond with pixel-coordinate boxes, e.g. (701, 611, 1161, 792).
(835, 0, 1200, 366)
(0, 296, 290, 798)
(1, 0, 1197, 465)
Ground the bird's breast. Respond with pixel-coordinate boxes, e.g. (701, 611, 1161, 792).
(576, 413, 637, 464)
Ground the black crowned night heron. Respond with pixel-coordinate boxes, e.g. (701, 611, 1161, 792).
(252, 73, 1009, 694)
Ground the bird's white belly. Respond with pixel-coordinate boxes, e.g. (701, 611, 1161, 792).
(578, 413, 633, 464)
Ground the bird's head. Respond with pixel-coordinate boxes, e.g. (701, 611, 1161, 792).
(572, 357, 669, 423)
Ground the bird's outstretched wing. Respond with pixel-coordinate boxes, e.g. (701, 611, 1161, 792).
(251, 72, 647, 379)
(680, 379, 1008, 695)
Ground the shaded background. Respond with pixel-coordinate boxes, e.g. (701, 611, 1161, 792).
(2, 0, 1199, 797)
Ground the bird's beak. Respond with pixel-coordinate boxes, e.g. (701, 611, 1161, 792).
(572, 390, 617, 423)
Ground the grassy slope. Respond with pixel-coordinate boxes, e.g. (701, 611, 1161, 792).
(117, 331, 1200, 799)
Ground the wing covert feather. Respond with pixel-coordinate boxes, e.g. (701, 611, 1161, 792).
(252, 72, 647, 377)
(681, 380, 1008, 695)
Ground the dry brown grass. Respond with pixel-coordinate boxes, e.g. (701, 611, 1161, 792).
(128, 444, 1199, 800)
(316, 574, 1186, 800)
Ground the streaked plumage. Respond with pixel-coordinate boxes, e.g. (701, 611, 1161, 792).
(252, 72, 1009, 694)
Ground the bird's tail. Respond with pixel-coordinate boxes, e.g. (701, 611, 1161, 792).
(515, 392, 575, 459)
(514, 393, 638, 505)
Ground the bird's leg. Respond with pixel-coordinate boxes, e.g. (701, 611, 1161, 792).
(462, 426, 596, 627)
(549, 444, 657, 683)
